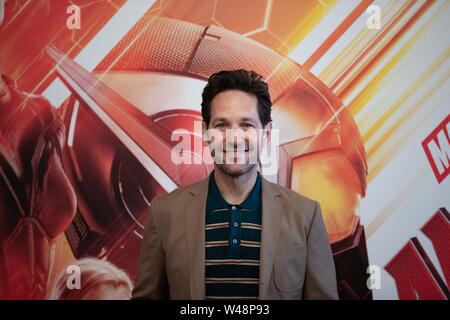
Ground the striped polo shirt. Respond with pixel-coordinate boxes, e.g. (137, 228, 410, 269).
(205, 171, 262, 300)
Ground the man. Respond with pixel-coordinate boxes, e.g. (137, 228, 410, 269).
(132, 69, 338, 300)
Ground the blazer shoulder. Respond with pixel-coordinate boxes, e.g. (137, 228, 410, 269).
(151, 177, 208, 209)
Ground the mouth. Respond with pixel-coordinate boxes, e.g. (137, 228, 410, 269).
(223, 149, 249, 154)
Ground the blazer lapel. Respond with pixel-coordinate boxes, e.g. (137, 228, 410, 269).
(259, 177, 283, 299)
(184, 177, 209, 299)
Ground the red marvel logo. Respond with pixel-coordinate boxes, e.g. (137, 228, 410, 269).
(422, 114, 450, 183)
(385, 208, 450, 300)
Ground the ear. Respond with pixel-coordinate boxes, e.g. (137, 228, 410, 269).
(202, 121, 209, 147)
(264, 122, 272, 142)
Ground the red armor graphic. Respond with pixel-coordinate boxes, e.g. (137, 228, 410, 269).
(0, 75, 76, 299)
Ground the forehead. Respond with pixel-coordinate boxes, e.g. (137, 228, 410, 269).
(210, 90, 259, 119)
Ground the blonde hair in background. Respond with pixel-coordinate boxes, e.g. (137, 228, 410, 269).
(49, 257, 133, 300)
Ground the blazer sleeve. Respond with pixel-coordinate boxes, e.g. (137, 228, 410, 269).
(131, 198, 169, 299)
(302, 200, 339, 300)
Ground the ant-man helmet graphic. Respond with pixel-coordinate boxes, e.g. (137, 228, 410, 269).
(50, 15, 370, 300)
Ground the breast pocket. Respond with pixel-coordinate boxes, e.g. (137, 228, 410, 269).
(274, 244, 307, 292)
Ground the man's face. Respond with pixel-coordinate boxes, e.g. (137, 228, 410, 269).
(205, 89, 270, 177)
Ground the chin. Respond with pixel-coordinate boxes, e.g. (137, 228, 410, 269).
(217, 163, 256, 177)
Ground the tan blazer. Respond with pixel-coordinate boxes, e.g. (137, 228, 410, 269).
(132, 175, 338, 300)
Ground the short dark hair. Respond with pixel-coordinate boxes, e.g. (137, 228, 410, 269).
(201, 69, 272, 127)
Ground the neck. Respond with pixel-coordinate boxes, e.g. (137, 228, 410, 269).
(213, 166, 258, 205)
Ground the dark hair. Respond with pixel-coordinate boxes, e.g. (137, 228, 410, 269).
(201, 69, 272, 127)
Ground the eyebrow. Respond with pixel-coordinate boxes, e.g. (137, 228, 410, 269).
(240, 117, 257, 123)
(212, 117, 229, 123)
(212, 117, 257, 123)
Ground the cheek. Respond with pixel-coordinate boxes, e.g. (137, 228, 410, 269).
(244, 139, 256, 153)
(246, 133, 263, 148)
(207, 137, 225, 153)
(205, 130, 224, 147)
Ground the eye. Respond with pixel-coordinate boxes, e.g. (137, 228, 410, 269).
(241, 123, 255, 129)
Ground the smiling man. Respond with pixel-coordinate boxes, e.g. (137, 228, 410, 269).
(132, 69, 338, 300)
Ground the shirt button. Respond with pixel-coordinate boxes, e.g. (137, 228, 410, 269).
(231, 206, 236, 211)
(233, 222, 238, 227)
(232, 239, 238, 244)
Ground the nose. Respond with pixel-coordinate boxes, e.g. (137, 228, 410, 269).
(224, 129, 246, 149)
